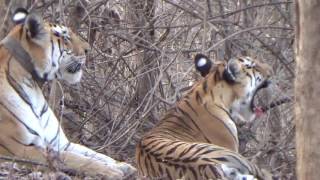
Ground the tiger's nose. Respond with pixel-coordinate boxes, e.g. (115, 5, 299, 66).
(84, 48, 90, 55)
(261, 79, 271, 89)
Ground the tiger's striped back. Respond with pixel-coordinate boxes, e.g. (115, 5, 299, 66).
(136, 54, 273, 180)
(137, 137, 268, 179)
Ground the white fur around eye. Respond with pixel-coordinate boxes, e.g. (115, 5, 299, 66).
(52, 26, 62, 34)
(52, 25, 70, 39)
(241, 57, 255, 67)
(60, 26, 68, 34)
(13, 12, 27, 22)
(197, 58, 207, 67)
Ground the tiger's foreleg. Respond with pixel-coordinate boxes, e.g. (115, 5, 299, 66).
(65, 142, 136, 176)
(0, 143, 124, 179)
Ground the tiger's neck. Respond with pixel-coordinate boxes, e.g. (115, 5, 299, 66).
(151, 82, 240, 152)
(154, 73, 239, 151)
(2, 46, 46, 116)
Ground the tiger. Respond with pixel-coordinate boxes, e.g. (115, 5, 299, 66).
(0, 8, 136, 179)
(136, 54, 274, 180)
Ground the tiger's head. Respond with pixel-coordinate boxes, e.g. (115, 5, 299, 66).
(5, 8, 89, 84)
(194, 54, 272, 121)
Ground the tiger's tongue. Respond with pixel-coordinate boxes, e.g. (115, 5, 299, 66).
(254, 106, 264, 118)
(250, 79, 271, 116)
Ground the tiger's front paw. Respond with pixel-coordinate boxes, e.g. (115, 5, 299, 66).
(102, 170, 124, 180)
(116, 162, 137, 177)
(79, 163, 125, 180)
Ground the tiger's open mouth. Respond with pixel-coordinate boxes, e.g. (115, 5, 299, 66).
(250, 79, 271, 112)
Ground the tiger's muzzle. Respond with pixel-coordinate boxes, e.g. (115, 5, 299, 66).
(66, 56, 86, 73)
(250, 79, 271, 112)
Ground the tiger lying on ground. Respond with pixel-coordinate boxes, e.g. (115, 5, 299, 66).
(136, 54, 274, 179)
(0, 8, 135, 179)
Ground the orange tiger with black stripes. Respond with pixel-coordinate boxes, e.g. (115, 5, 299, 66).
(136, 54, 275, 180)
(0, 8, 135, 179)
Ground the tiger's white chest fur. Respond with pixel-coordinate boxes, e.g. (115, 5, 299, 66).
(3, 58, 69, 149)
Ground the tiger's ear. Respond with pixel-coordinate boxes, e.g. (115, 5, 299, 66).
(24, 13, 47, 40)
(223, 59, 240, 84)
(12, 8, 29, 24)
(194, 54, 212, 77)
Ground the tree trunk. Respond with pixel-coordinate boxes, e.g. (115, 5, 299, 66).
(295, 1, 320, 179)
(128, 0, 158, 119)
